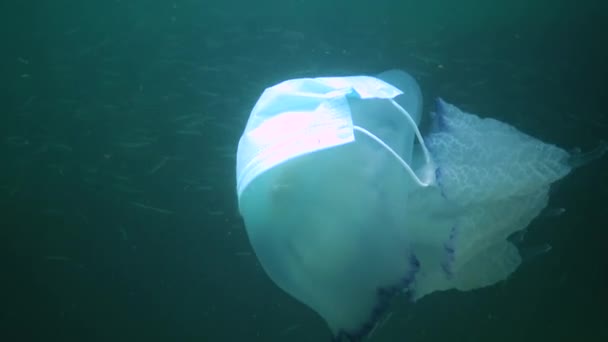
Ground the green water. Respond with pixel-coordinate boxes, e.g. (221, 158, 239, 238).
(1, 1, 606, 341)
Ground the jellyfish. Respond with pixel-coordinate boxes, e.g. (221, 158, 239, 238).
(235, 69, 606, 340)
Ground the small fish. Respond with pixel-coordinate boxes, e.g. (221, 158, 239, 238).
(131, 202, 174, 215)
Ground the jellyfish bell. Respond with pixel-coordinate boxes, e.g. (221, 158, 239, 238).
(235, 70, 607, 340)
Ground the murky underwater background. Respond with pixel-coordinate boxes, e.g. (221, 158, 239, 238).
(1, 0, 607, 341)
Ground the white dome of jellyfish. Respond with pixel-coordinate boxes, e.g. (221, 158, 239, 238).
(235, 69, 607, 340)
